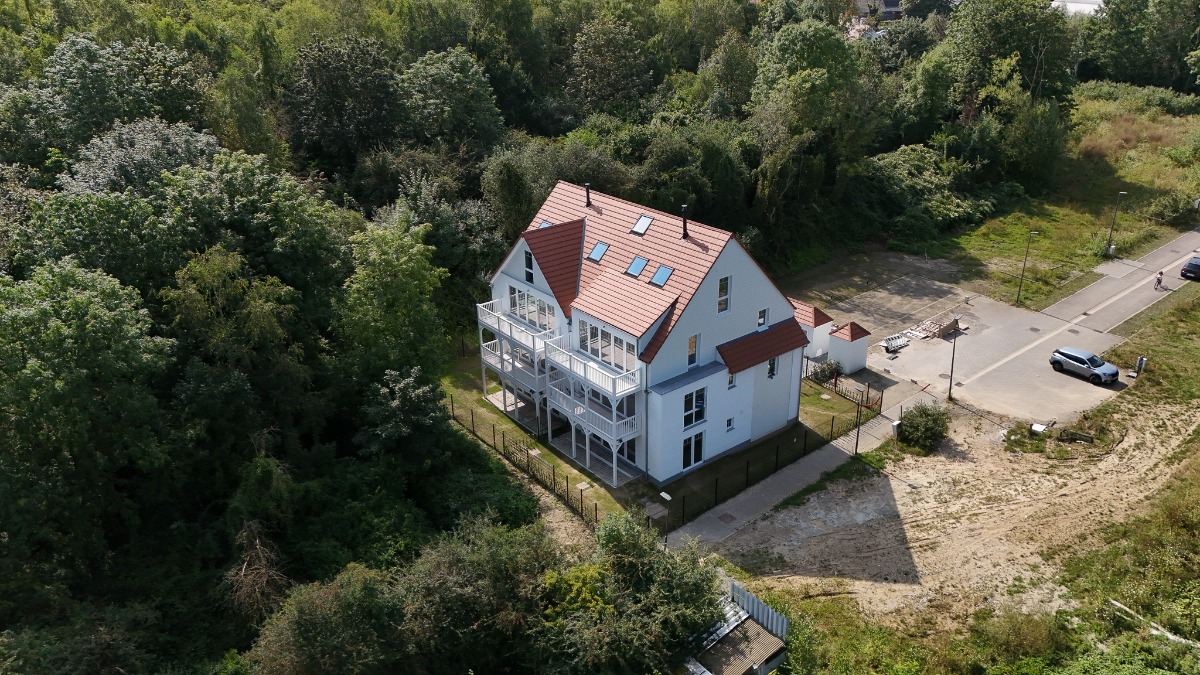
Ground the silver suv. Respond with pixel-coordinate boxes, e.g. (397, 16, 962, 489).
(1049, 347, 1119, 385)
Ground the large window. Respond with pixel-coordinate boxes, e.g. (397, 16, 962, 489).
(508, 286, 556, 331)
(683, 387, 706, 427)
(524, 250, 534, 283)
(687, 334, 698, 367)
(717, 276, 731, 313)
(577, 319, 637, 373)
(682, 432, 704, 469)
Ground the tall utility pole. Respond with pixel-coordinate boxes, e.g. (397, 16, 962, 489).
(1015, 230, 1039, 305)
(1106, 191, 1128, 257)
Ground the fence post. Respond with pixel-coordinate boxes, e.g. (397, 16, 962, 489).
(865, 382, 872, 407)
(526, 446, 531, 471)
(830, 415, 835, 440)
(579, 487, 584, 514)
(470, 408, 475, 434)
(593, 502, 597, 523)
(714, 476, 719, 504)
(450, 394, 455, 418)
(502, 431, 506, 454)
(552, 465, 556, 493)
(492, 424, 496, 449)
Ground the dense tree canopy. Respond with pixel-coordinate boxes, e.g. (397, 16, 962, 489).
(0, 0, 1195, 670)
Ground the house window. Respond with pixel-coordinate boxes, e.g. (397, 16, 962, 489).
(576, 319, 636, 373)
(682, 432, 704, 469)
(626, 256, 648, 277)
(728, 373, 736, 389)
(687, 334, 698, 367)
(726, 418, 734, 431)
(717, 276, 731, 313)
(587, 241, 609, 262)
(683, 387, 706, 427)
(757, 308, 768, 328)
(632, 214, 653, 235)
(650, 265, 673, 287)
(524, 250, 534, 283)
(768, 356, 778, 379)
(508, 286, 555, 331)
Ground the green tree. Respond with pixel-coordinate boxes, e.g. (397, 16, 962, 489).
(285, 36, 400, 174)
(395, 47, 506, 157)
(943, 0, 1074, 101)
(897, 401, 950, 452)
(0, 260, 171, 620)
(532, 512, 724, 674)
(335, 210, 448, 393)
(60, 117, 220, 194)
(568, 17, 652, 117)
(247, 563, 408, 675)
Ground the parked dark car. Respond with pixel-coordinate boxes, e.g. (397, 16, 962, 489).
(1181, 257, 1200, 280)
(1050, 347, 1119, 385)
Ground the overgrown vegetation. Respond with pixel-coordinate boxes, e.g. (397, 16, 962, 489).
(897, 402, 951, 453)
(3, 0, 1200, 670)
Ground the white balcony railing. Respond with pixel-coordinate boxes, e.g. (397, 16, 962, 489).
(477, 299, 554, 354)
(547, 378, 641, 440)
(482, 340, 543, 392)
(544, 336, 640, 397)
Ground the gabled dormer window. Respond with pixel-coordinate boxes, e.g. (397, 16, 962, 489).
(587, 242, 609, 262)
(524, 250, 534, 283)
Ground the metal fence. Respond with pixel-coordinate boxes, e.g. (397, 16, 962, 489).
(447, 394, 605, 529)
(803, 360, 883, 413)
(732, 582, 790, 639)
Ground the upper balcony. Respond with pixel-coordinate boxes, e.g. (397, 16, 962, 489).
(477, 299, 554, 354)
(482, 340, 544, 392)
(544, 335, 640, 397)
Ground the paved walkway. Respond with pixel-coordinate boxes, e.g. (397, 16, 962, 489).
(666, 388, 943, 547)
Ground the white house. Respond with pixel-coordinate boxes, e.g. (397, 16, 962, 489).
(789, 297, 833, 358)
(477, 182, 808, 486)
(827, 321, 871, 374)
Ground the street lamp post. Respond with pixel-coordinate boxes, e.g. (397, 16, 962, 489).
(947, 315, 962, 402)
(853, 386, 865, 455)
(659, 491, 672, 541)
(1106, 191, 1128, 257)
(1015, 230, 1040, 305)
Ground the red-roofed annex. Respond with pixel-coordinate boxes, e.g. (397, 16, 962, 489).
(477, 182, 821, 486)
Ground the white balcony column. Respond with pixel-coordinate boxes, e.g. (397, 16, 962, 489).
(585, 431, 591, 469)
(547, 408, 553, 444)
(478, 323, 486, 396)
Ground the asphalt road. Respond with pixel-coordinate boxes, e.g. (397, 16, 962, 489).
(866, 230, 1200, 422)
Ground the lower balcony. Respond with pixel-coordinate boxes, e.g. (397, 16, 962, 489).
(548, 420, 642, 488)
(481, 340, 544, 393)
(547, 386, 640, 441)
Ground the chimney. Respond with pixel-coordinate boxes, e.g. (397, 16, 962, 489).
(585, 183, 591, 207)
(681, 204, 689, 239)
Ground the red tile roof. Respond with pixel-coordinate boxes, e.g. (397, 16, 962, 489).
(788, 297, 833, 327)
(831, 321, 871, 342)
(716, 319, 809, 374)
(521, 217, 585, 317)
(572, 267, 679, 338)
(528, 182, 732, 362)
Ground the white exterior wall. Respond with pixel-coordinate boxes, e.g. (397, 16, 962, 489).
(646, 368, 753, 483)
(807, 324, 832, 357)
(648, 242, 794, 384)
(750, 348, 800, 440)
(827, 336, 868, 374)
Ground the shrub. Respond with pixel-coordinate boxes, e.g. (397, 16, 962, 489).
(897, 402, 950, 453)
(808, 360, 843, 384)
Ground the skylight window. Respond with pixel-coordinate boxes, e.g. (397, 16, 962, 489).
(538, 220, 552, 228)
(587, 242, 609, 262)
(649, 265, 673, 287)
(631, 214, 653, 235)
(626, 256, 649, 277)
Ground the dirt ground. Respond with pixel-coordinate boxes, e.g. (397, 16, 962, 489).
(515, 471, 596, 558)
(718, 399, 1200, 634)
